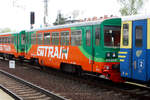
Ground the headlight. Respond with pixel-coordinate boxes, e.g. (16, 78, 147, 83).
(104, 66, 110, 70)
(112, 52, 117, 58)
(106, 52, 111, 58)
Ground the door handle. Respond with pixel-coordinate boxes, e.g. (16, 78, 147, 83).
(134, 61, 136, 70)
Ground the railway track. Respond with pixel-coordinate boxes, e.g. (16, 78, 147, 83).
(0, 85, 22, 100)
(0, 69, 67, 100)
(118, 82, 150, 100)
(1, 59, 150, 100)
(81, 73, 150, 100)
(27, 61, 150, 100)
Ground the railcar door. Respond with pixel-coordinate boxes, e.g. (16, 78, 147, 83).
(83, 26, 94, 71)
(132, 20, 147, 81)
(25, 32, 30, 54)
(20, 31, 26, 53)
(14, 35, 18, 53)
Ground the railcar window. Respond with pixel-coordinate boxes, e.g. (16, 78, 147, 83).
(37, 33, 43, 45)
(1, 37, 4, 43)
(7, 37, 9, 43)
(5, 37, 7, 43)
(123, 24, 129, 46)
(135, 26, 143, 47)
(71, 30, 82, 46)
(11, 36, 14, 44)
(86, 30, 91, 46)
(14, 36, 17, 45)
(104, 26, 120, 48)
(95, 27, 100, 46)
(0, 37, 3, 44)
(44, 32, 50, 45)
(0, 38, 1, 43)
(21, 34, 25, 45)
(61, 31, 69, 45)
(8, 37, 11, 43)
(3, 37, 5, 44)
(31, 32, 36, 44)
(3, 37, 5, 43)
(52, 32, 59, 45)
(1, 38, 3, 43)
(0, 38, 2, 44)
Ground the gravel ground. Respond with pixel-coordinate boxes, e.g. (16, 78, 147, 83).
(0, 60, 135, 100)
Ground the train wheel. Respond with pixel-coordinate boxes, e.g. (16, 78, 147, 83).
(38, 59, 46, 70)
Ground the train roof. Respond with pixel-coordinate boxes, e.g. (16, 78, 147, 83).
(0, 31, 19, 36)
(0, 17, 120, 35)
(27, 20, 103, 32)
(122, 14, 150, 21)
(27, 17, 120, 32)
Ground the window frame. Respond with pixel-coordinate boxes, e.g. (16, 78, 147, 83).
(95, 27, 101, 46)
(52, 32, 60, 45)
(71, 30, 82, 46)
(31, 32, 36, 44)
(86, 30, 91, 46)
(123, 24, 129, 46)
(135, 26, 143, 47)
(104, 25, 121, 48)
(60, 31, 70, 46)
(36, 32, 43, 45)
(44, 32, 51, 45)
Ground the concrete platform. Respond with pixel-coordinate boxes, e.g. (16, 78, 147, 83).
(0, 89, 14, 100)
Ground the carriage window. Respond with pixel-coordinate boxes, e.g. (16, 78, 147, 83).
(7, 37, 10, 43)
(1, 37, 3, 44)
(21, 34, 25, 45)
(86, 30, 91, 46)
(44, 32, 50, 45)
(3, 37, 5, 43)
(135, 26, 143, 47)
(31, 32, 36, 44)
(52, 32, 59, 45)
(4, 37, 6, 43)
(104, 26, 120, 47)
(37, 33, 43, 45)
(71, 30, 82, 46)
(11, 36, 14, 44)
(61, 31, 69, 45)
(123, 24, 129, 46)
(8, 37, 11, 43)
(0, 38, 1, 43)
(5, 37, 7, 43)
(2, 37, 4, 43)
(95, 27, 100, 46)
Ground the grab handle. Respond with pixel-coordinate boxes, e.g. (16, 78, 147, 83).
(134, 61, 136, 70)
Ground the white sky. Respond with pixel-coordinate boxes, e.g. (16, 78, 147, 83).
(0, 0, 150, 31)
